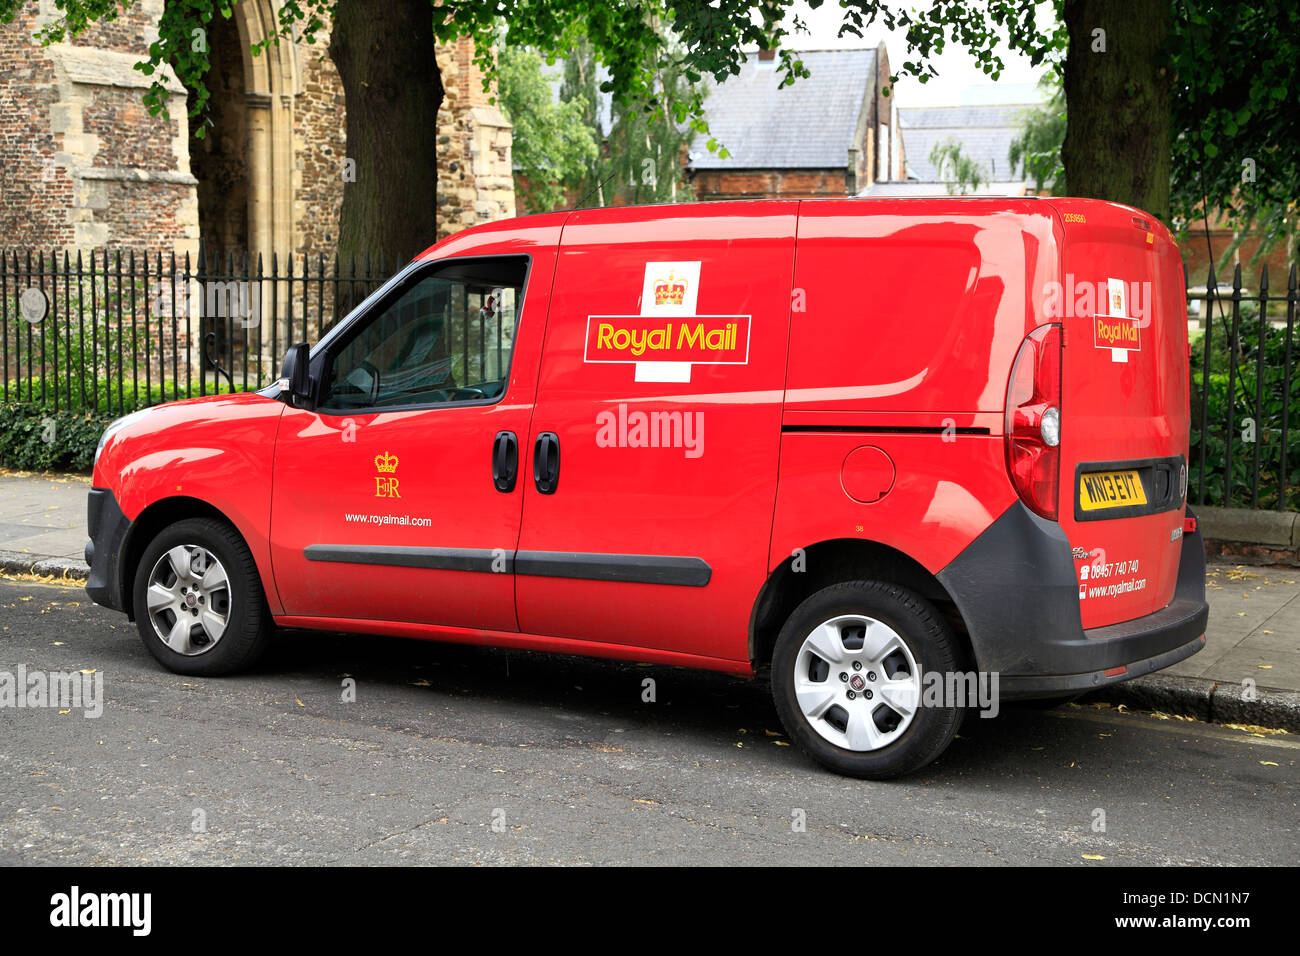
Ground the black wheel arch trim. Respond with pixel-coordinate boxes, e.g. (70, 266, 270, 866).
(936, 500, 1209, 681)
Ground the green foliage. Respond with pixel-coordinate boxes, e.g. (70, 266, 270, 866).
(0, 1, 1069, 173)
(1170, 0, 1300, 264)
(5, 1, 1295, 264)
(600, 53, 697, 205)
(930, 139, 988, 194)
(0, 403, 115, 473)
(498, 45, 599, 212)
(4, 376, 235, 415)
(556, 33, 696, 209)
(1008, 72, 1066, 194)
(1190, 304, 1300, 509)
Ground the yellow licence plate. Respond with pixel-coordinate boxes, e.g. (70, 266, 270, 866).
(1079, 470, 1148, 511)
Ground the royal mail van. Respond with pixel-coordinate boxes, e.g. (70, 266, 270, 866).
(86, 197, 1208, 778)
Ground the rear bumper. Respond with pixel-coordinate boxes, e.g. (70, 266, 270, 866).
(937, 502, 1208, 700)
(85, 487, 130, 613)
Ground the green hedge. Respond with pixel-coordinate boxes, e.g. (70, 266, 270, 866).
(4, 377, 237, 415)
(0, 404, 116, 473)
(0, 377, 245, 473)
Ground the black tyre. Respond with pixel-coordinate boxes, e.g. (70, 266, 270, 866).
(132, 517, 272, 676)
(771, 580, 965, 779)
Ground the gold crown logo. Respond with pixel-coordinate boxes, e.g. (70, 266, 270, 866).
(653, 274, 687, 306)
(375, 451, 399, 473)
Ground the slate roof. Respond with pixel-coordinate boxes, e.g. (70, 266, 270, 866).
(688, 49, 877, 170)
(897, 104, 1036, 183)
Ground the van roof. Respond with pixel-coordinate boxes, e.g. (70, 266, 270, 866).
(419, 196, 1159, 262)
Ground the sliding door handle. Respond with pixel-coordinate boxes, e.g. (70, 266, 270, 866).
(533, 432, 560, 494)
(492, 430, 518, 493)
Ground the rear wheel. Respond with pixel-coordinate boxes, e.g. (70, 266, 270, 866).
(133, 517, 271, 676)
(771, 580, 964, 779)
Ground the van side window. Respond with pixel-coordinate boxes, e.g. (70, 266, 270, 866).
(319, 256, 526, 410)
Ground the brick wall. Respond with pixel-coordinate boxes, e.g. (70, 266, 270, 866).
(292, 27, 348, 256)
(0, 3, 512, 260)
(691, 168, 850, 201)
(1180, 221, 1293, 285)
(0, 0, 196, 255)
(433, 38, 514, 241)
(0, 7, 72, 249)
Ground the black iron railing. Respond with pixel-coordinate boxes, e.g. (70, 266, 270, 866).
(1187, 263, 1298, 511)
(0, 245, 392, 416)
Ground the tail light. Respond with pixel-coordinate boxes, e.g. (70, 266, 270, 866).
(1005, 324, 1062, 520)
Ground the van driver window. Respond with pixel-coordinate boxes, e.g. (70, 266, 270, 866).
(319, 256, 526, 410)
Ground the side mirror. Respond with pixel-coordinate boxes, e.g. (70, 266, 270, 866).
(280, 343, 311, 404)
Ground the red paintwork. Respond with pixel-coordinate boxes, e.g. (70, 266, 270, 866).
(1046, 198, 1188, 627)
(514, 202, 797, 662)
(93, 197, 1191, 674)
(268, 216, 564, 630)
(93, 392, 287, 614)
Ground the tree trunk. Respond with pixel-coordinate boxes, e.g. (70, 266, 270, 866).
(329, 0, 443, 268)
(1061, 0, 1172, 222)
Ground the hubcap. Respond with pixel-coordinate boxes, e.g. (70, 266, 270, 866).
(145, 545, 231, 656)
(793, 614, 921, 752)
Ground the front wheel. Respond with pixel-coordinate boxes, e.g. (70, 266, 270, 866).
(133, 517, 272, 676)
(771, 580, 965, 779)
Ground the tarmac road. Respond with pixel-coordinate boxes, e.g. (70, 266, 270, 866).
(1, 578, 1296, 866)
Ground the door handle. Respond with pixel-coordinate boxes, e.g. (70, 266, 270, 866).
(492, 431, 518, 493)
(534, 432, 560, 494)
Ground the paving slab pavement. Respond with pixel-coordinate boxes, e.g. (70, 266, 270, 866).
(0, 470, 91, 575)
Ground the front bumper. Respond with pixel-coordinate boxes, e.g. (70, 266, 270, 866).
(937, 502, 1208, 700)
(85, 487, 131, 613)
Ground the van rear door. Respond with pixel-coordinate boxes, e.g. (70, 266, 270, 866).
(1048, 199, 1190, 629)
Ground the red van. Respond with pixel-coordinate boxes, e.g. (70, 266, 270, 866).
(86, 197, 1208, 778)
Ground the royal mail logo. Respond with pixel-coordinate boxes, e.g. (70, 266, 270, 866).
(585, 261, 752, 383)
(653, 272, 688, 307)
(374, 451, 400, 498)
(1094, 276, 1141, 361)
(585, 316, 750, 365)
(1095, 315, 1140, 349)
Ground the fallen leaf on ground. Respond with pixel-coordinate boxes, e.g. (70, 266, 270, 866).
(1222, 723, 1287, 735)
